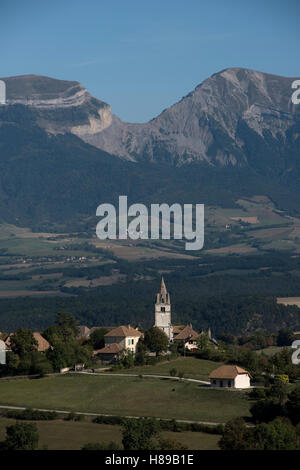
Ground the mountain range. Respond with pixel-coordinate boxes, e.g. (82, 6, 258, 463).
(0, 68, 300, 230)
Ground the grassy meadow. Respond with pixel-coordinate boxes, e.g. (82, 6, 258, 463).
(108, 356, 223, 381)
(0, 374, 251, 423)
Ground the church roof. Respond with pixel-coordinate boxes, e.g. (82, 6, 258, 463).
(104, 325, 142, 338)
(156, 276, 170, 304)
(209, 365, 251, 379)
(160, 276, 167, 294)
(174, 324, 200, 341)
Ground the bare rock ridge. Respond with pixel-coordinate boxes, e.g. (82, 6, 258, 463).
(1, 68, 300, 166)
(1, 74, 113, 137)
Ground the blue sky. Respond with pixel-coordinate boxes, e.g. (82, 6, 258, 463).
(1, 0, 300, 122)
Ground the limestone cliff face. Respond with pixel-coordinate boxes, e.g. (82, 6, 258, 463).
(83, 68, 300, 165)
(1, 69, 300, 167)
(1, 74, 112, 137)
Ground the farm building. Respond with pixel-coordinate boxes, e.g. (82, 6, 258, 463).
(209, 365, 251, 389)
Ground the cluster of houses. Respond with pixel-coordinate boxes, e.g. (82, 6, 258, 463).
(0, 277, 252, 388)
(76, 278, 217, 361)
(77, 278, 251, 389)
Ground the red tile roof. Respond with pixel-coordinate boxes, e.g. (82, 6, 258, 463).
(173, 325, 185, 334)
(104, 325, 142, 338)
(174, 324, 200, 341)
(33, 332, 50, 352)
(94, 343, 124, 355)
(209, 365, 250, 379)
(5, 332, 50, 352)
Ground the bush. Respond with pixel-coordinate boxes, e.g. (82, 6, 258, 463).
(111, 362, 125, 371)
(0, 408, 58, 421)
(250, 399, 285, 424)
(93, 415, 123, 425)
(1, 422, 39, 450)
(159, 419, 224, 435)
(248, 388, 267, 401)
(64, 412, 77, 421)
(75, 414, 84, 422)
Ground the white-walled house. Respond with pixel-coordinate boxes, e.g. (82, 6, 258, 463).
(209, 365, 251, 389)
(95, 325, 143, 362)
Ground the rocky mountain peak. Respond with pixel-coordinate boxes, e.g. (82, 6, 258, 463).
(1, 68, 299, 166)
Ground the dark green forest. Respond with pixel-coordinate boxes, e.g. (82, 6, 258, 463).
(0, 252, 300, 335)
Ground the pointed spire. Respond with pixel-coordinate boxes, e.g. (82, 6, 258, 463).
(160, 276, 167, 294)
(156, 276, 170, 304)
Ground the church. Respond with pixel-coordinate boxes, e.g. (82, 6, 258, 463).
(154, 277, 174, 341)
(90, 276, 215, 362)
(154, 277, 216, 349)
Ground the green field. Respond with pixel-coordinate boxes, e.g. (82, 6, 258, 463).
(0, 417, 220, 450)
(108, 356, 223, 381)
(0, 374, 250, 423)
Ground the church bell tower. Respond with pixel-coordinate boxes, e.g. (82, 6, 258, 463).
(154, 277, 173, 342)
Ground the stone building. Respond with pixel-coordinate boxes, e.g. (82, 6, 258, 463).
(154, 277, 173, 342)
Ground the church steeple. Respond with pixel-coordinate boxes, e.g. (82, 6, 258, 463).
(156, 276, 170, 305)
(154, 277, 173, 341)
(161, 276, 167, 293)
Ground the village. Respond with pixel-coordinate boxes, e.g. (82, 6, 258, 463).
(0, 277, 269, 390)
(0, 277, 299, 451)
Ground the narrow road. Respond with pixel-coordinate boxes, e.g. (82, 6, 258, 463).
(76, 371, 211, 385)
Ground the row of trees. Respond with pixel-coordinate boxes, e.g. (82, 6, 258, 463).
(219, 328, 296, 349)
